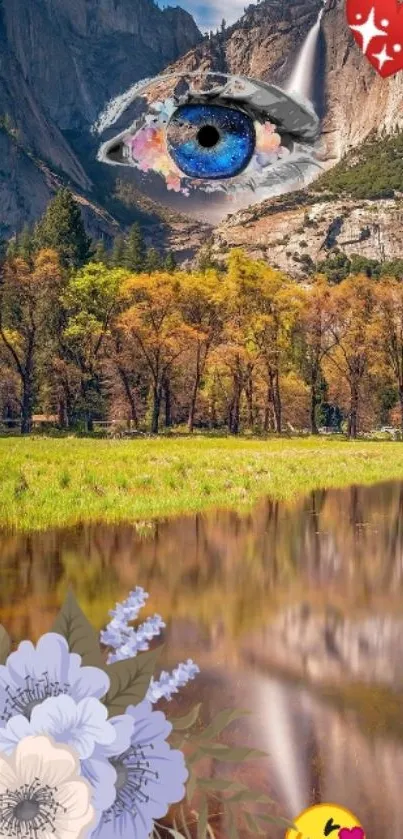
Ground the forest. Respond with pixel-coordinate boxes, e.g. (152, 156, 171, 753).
(1, 188, 403, 440)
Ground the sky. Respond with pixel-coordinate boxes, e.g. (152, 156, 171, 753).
(160, 0, 253, 33)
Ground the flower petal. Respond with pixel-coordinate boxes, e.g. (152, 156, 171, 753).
(81, 754, 118, 818)
(15, 735, 79, 787)
(0, 712, 32, 753)
(126, 700, 172, 744)
(92, 713, 135, 759)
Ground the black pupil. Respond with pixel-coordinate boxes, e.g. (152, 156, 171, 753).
(197, 125, 220, 148)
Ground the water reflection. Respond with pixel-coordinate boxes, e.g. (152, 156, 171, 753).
(1, 481, 403, 837)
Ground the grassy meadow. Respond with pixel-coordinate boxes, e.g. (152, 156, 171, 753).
(1, 435, 403, 531)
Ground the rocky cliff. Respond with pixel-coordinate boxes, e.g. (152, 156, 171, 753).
(210, 193, 403, 278)
(166, 0, 403, 267)
(0, 0, 201, 240)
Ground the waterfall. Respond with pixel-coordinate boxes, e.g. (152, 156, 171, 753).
(286, 6, 324, 100)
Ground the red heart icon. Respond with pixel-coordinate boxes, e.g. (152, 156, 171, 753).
(338, 829, 365, 839)
(346, 0, 403, 77)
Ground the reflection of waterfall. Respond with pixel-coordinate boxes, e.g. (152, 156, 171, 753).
(258, 679, 310, 817)
(286, 6, 324, 100)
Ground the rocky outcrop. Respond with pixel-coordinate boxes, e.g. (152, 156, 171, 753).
(211, 193, 403, 277)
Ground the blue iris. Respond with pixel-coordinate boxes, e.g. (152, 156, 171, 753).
(166, 103, 256, 180)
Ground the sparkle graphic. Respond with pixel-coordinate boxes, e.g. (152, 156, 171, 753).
(372, 44, 393, 70)
(349, 7, 388, 54)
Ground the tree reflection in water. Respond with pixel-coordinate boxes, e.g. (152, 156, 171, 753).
(1, 481, 403, 837)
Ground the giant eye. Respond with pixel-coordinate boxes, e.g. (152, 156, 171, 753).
(94, 71, 323, 222)
(166, 103, 256, 180)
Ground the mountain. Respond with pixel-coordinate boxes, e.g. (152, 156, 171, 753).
(0, 0, 201, 242)
(1, 0, 403, 267)
(164, 0, 403, 271)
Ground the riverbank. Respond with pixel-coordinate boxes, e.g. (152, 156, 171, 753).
(1, 435, 403, 531)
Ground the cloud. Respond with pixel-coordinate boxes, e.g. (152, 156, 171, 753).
(164, 0, 254, 33)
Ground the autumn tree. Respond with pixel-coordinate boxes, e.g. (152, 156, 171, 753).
(0, 249, 63, 432)
(373, 277, 403, 431)
(299, 276, 336, 434)
(325, 275, 376, 438)
(227, 250, 304, 433)
(119, 272, 190, 433)
(179, 270, 223, 432)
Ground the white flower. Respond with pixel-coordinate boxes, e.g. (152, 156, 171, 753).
(0, 734, 95, 838)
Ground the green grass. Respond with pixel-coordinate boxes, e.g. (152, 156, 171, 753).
(1, 435, 403, 531)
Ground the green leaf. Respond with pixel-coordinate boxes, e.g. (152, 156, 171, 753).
(186, 769, 197, 804)
(226, 808, 239, 839)
(197, 779, 240, 792)
(198, 745, 267, 762)
(169, 733, 186, 749)
(51, 590, 105, 669)
(0, 625, 11, 664)
(226, 790, 276, 804)
(103, 646, 162, 716)
(180, 805, 192, 839)
(197, 799, 208, 839)
(257, 813, 298, 830)
(243, 813, 265, 835)
(197, 708, 250, 741)
(172, 703, 202, 731)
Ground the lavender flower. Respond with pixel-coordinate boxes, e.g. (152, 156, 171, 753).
(100, 588, 165, 663)
(107, 615, 166, 664)
(100, 590, 200, 704)
(147, 660, 200, 704)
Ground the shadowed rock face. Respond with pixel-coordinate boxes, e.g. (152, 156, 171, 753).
(0, 0, 201, 238)
(1, 0, 201, 132)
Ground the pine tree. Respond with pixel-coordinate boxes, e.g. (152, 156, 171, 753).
(145, 247, 162, 273)
(111, 235, 126, 267)
(123, 223, 146, 272)
(34, 188, 92, 269)
(93, 239, 109, 265)
(18, 224, 35, 263)
(197, 239, 218, 272)
(6, 237, 18, 260)
(164, 250, 177, 273)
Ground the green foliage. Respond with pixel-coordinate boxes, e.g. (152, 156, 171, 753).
(165, 250, 177, 273)
(123, 223, 146, 272)
(102, 646, 162, 716)
(145, 246, 163, 272)
(315, 130, 403, 198)
(35, 188, 93, 269)
(111, 234, 126, 267)
(93, 239, 109, 265)
(51, 589, 106, 669)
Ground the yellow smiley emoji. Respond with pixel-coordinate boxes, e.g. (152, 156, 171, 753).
(285, 803, 365, 839)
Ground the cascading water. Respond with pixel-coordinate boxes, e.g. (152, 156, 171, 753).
(286, 5, 325, 100)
